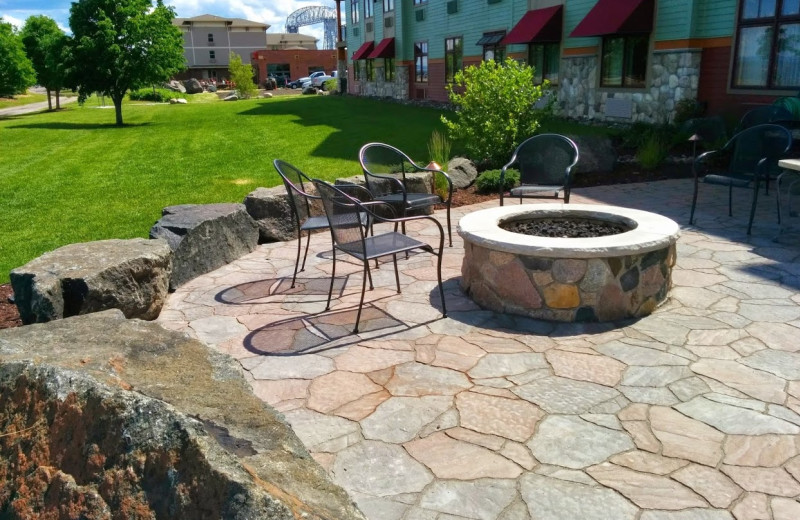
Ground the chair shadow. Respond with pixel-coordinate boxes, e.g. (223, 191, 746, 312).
(216, 276, 347, 305)
(243, 302, 434, 356)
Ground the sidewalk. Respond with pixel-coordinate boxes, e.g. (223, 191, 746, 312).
(159, 179, 800, 520)
(0, 96, 77, 118)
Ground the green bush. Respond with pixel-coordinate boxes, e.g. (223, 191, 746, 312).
(637, 134, 669, 170)
(442, 58, 549, 167)
(475, 168, 519, 194)
(128, 87, 184, 102)
(427, 130, 452, 199)
(229, 52, 257, 99)
(323, 78, 337, 92)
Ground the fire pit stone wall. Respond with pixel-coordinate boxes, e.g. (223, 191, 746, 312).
(458, 204, 681, 322)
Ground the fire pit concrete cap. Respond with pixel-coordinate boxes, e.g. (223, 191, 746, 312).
(457, 203, 680, 258)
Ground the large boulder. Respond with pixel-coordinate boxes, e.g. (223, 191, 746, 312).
(245, 186, 297, 243)
(565, 134, 618, 174)
(0, 311, 365, 520)
(183, 78, 203, 94)
(10, 238, 172, 324)
(149, 203, 259, 290)
(164, 80, 186, 93)
(447, 157, 479, 189)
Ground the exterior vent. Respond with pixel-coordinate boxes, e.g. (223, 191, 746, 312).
(447, 0, 458, 14)
(605, 97, 633, 119)
(366, 22, 373, 32)
(353, 27, 360, 37)
(415, 9, 425, 22)
(384, 17, 394, 28)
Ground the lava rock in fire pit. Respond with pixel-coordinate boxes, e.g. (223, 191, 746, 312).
(501, 218, 630, 238)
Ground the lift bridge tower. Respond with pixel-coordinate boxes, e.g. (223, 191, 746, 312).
(285, 6, 337, 50)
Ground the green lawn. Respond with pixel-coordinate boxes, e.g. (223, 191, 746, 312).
(0, 94, 612, 283)
(0, 92, 49, 109)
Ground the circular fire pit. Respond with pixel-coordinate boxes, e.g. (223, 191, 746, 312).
(458, 204, 680, 322)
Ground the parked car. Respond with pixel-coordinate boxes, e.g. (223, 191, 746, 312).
(310, 71, 339, 90)
(288, 71, 326, 89)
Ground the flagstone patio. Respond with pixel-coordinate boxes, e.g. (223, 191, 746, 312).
(158, 178, 800, 520)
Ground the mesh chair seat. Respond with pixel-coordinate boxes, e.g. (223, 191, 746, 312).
(510, 185, 563, 196)
(339, 232, 432, 261)
(299, 214, 330, 231)
(702, 174, 753, 188)
(376, 192, 443, 209)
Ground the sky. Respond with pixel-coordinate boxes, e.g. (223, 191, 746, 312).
(0, 0, 333, 43)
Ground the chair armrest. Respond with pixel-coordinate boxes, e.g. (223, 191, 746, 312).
(360, 200, 399, 218)
(364, 171, 407, 196)
(693, 149, 720, 177)
(336, 183, 374, 202)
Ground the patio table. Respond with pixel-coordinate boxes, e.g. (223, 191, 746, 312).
(777, 159, 800, 236)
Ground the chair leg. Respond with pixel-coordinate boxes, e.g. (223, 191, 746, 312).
(392, 254, 400, 293)
(353, 261, 369, 334)
(291, 229, 303, 288)
(366, 259, 374, 290)
(748, 180, 761, 235)
(446, 206, 452, 247)
(689, 179, 699, 225)
(728, 185, 733, 217)
(300, 229, 312, 272)
(326, 247, 336, 311)
(436, 248, 447, 317)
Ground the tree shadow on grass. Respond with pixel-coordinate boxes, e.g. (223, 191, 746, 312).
(4, 122, 152, 130)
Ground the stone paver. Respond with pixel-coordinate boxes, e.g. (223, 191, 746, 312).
(158, 180, 800, 520)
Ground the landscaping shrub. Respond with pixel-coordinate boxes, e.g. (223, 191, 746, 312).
(427, 130, 452, 199)
(324, 79, 337, 92)
(475, 168, 519, 194)
(228, 52, 257, 99)
(637, 134, 669, 170)
(442, 58, 549, 168)
(128, 88, 184, 102)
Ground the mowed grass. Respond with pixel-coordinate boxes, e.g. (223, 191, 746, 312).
(0, 95, 450, 282)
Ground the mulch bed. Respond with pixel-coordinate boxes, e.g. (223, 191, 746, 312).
(0, 284, 22, 329)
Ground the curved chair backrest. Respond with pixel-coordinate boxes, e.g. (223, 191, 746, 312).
(726, 124, 792, 176)
(273, 159, 317, 226)
(509, 134, 580, 187)
(736, 105, 792, 133)
(359, 142, 421, 195)
(313, 179, 367, 257)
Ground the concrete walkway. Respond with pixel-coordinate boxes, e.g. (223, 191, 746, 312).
(158, 179, 800, 520)
(0, 96, 77, 118)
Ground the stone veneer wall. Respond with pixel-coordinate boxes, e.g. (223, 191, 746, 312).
(558, 49, 701, 124)
(460, 242, 677, 322)
(357, 64, 409, 100)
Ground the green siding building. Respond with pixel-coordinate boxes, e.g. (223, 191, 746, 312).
(344, 0, 800, 122)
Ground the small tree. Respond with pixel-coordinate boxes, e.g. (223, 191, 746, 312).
(442, 58, 549, 167)
(0, 18, 36, 97)
(228, 52, 257, 99)
(68, 0, 185, 125)
(20, 15, 68, 110)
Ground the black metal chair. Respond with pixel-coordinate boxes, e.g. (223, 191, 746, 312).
(358, 142, 454, 246)
(312, 179, 447, 334)
(273, 159, 372, 288)
(689, 124, 792, 235)
(499, 134, 580, 206)
(734, 105, 792, 134)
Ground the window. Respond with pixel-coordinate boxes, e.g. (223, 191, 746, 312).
(365, 0, 373, 19)
(209, 50, 216, 60)
(413, 0, 426, 5)
(445, 37, 463, 83)
(529, 43, 560, 84)
(600, 35, 648, 88)
(734, 0, 800, 88)
(366, 59, 375, 81)
(207, 33, 214, 43)
(384, 0, 395, 11)
(385, 57, 395, 81)
(414, 41, 428, 82)
(351, 0, 360, 24)
(479, 31, 506, 62)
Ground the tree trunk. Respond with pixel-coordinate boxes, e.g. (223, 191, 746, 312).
(55, 89, 61, 110)
(112, 93, 124, 126)
(46, 88, 52, 111)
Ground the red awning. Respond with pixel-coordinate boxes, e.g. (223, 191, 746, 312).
(570, 0, 654, 38)
(501, 6, 563, 45)
(352, 41, 374, 60)
(368, 38, 395, 59)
